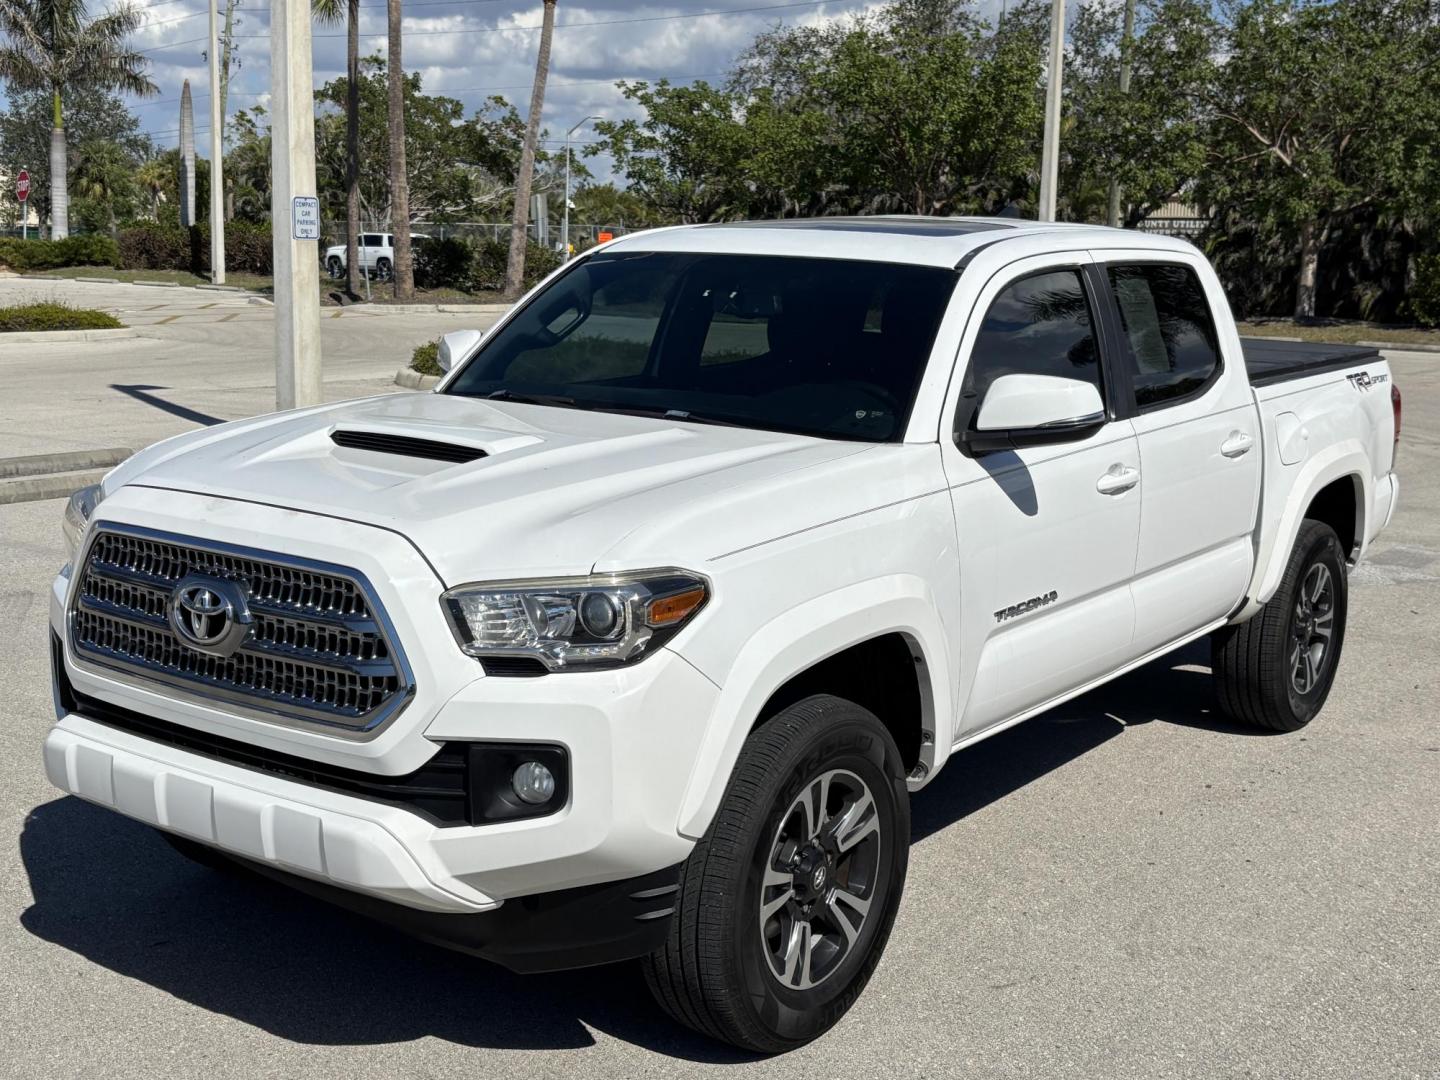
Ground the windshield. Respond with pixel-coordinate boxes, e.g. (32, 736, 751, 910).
(443, 251, 957, 441)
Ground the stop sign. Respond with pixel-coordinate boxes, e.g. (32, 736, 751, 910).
(15, 169, 29, 202)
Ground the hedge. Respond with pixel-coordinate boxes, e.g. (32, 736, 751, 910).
(0, 302, 123, 332)
(414, 235, 562, 293)
(0, 235, 119, 273)
(116, 220, 273, 275)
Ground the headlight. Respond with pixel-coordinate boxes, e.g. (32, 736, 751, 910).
(442, 570, 709, 672)
(62, 483, 105, 561)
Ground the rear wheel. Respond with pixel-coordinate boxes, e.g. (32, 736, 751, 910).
(327, 256, 344, 279)
(644, 694, 910, 1053)
(374, 257, 393, 282)
(1212, 519, 1348, 731)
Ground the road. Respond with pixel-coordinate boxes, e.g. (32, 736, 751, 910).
(0, 277, 503, 459)
(0, 340, 1435, 1079)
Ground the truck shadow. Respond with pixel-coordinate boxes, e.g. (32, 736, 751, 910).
(19, 639, 1257, 1060)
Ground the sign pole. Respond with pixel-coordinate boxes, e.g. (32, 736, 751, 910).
(269, 0, 322, 411)
(16, 169, 30, 240)
(209, 0, 226, 284)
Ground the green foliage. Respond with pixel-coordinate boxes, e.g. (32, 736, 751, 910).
(0, 234, 118, 271)
(412, 235, 560, 293)
(1409, 255, 1440, 328)
(115, 220, 272, 274)
(411, 340, 442, 376)
(0, 301, 122, 332)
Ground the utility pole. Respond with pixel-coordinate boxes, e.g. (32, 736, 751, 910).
(208, 0, 226, 283)
(1037, 0, 1065, 223)
(1105, 0, 1135, 228)
(270, 0, 322, 410)
(563, 115, 598, 261)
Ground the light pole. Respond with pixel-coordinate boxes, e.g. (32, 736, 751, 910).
(563, 115, 600, 261)
(1037, 0, 1066, 222)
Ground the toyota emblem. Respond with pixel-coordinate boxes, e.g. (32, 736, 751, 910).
(168, 574, 253, 657)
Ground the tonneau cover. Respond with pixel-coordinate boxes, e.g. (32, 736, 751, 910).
(1242, 337, 1381, 387)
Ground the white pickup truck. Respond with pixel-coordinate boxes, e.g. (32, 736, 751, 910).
(45, 218, 1401, 1053)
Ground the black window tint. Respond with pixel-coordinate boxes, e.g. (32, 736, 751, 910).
(361, 234, 382, 246)
(964, 269, 1100, 400)
(444, 252, 957, 442)
(1108, 264, 1220, 407)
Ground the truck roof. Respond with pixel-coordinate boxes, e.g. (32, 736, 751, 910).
(603, 215, 1198, 269)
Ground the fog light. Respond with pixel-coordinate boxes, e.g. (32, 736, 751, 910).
(512, 760, 556, 805)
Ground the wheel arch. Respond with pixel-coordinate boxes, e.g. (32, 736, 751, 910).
(1242, 443, 1371, 618)
(673, 576, 952, 841)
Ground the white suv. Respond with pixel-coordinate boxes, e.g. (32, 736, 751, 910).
(323, 232, 431, 280)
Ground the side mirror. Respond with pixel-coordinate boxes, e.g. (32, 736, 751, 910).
(962, 373, 1106, 454)
(437, 328, 485, 373)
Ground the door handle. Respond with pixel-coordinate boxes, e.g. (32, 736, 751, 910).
(1096, 465, 1140, 495)
(1221, 431, 1255, 458)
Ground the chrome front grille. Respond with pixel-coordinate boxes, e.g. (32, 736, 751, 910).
(68, 526, 414, 735)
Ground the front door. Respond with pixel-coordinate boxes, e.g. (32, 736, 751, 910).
(940, 253, 1142, 740)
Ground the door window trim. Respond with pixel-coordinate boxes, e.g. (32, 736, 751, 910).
(1095, 259, 1225, 414)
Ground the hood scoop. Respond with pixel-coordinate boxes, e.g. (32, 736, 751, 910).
(331, 428, 488, 464)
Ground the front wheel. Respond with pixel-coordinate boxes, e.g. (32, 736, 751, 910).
(327, 256, 344, 279)
(1212, 519, 1349, 731)
(644, 694, 910, 1053)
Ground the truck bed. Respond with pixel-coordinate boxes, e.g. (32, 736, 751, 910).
(1242, 338, 1381, 387)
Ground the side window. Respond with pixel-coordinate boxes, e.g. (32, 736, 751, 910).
(1107, 263, 1220, 407)
(963, 268, 1101, 401)
(361, 233, 382, 247)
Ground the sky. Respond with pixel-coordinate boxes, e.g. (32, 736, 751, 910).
(124, 0, 906, 183)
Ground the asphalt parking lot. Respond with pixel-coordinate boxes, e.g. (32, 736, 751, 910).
(0, 343, 1435, 1079)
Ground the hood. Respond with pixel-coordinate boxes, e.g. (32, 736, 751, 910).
(108, 392, 881, 584)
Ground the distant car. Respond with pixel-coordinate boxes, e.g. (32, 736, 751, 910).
(323, 232, 430, 281)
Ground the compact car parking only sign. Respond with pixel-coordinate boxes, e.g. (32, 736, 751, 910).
(291, 196, 320, 240)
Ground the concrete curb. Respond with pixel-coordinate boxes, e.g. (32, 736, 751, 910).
(0, 446, 131, 480)
(197, 284, 247, 292)
(0, 467, 110, 505)
(394, 367, 441, 390)
(1359, 339, 1440, 355)
(134, 280, 180, 288)
(0, 326, 136, 343)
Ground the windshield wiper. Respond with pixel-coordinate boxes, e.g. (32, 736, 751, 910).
(483, 389, 578, 407)
(585, 404, 747, 428)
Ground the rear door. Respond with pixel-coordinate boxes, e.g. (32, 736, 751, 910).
(1091, 249, 1261, 653)
(941, 252, 1142, 738)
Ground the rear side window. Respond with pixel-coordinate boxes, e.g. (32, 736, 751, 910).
(1108, 263, 1220, 407)
(963, 268, 1101, 400)
(361, 233, 382, 246)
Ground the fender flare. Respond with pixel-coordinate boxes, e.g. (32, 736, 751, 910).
(1243, 441, 1371, 617)
(674, 574, 953, 840)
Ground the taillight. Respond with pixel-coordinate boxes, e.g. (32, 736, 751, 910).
(1391, 382, 1402, 466)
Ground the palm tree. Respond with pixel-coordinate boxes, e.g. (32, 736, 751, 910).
(314, 0, 361, 297)
(134, 155, 169, 219)
(0, 0, 155, 239)
(504, 0, 557, 300)
(387, 0, 414, 299)
(72, 137, 132, 234)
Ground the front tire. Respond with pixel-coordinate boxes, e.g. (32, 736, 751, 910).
(1212, 519, 1349, 732)
(644, 694, 910, 1053)
(327, 256, 344, 279)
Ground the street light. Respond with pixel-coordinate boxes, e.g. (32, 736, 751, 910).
(564, 115, 600, 261)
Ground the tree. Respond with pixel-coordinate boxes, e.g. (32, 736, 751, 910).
(504, 0, 557, 299)
(0, 0, 155, 238)
(386, 0, 414, 298)
(0, 81, 150, 228)
(314, 0, 362, 297)
(314, 58, 527, 226)
(1198, 0, 1440, 318)
(71, 136, 136, 233)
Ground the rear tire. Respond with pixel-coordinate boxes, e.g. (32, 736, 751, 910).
(327, 256, 344, 279)
(1211, 519, 1348, 732)
(375, 257, 393, 282)
(643, 694, 910, 1053)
